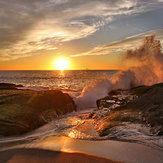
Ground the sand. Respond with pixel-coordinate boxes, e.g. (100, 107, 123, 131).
(0, 148, 120, 163)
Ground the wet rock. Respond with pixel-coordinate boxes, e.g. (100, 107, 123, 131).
(88, 112, 95, 118)
(78, 113, 91, 119)
(0, 89, 76, 136)
(96, 82, 163, 136)
(0, 83, 23, 89)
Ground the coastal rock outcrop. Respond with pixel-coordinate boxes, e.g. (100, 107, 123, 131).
(95, 83, 163, 136)
(0, 83, 23, 90)
(0, 85, 76, 136)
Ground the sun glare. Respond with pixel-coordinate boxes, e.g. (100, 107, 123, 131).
(55, 58, 69, 70)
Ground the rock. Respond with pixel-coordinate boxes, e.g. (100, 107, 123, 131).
(0, 88, 76, 136)
(129, 85, 163, 135)
(0, 83, 23, 90)
(96, 82, 163, 136)
(155, 130, 163, 136)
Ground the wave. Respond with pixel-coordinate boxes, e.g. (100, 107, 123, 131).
(74, 35, 163, 109)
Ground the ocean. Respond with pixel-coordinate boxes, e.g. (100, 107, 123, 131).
(0, 70, 117, 93)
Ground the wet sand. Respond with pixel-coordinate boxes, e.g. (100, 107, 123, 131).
(0, 134, 163, 163)
(0, 148, 120, 163)
(26, 136, 163, 163)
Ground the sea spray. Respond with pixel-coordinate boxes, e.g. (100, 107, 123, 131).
(75, 35, 163, 109)
(74, 79, 113, 109)
(111, 70, 136, 89)
(122, 34, 163, 86)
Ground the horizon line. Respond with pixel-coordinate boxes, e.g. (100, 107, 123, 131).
(0, 69, 119, 71)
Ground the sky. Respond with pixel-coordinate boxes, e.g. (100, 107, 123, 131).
(0, 0, 163, 70)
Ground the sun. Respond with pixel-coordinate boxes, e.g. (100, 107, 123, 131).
(55, 58, 69, 70)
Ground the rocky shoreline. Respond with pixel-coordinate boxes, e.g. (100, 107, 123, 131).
(0, 82, 162, 163)
(91, 83, 163, 137)
(0, 83, 76, 136)
(0, 82, 163, 141)
(66, 83, 163, 142)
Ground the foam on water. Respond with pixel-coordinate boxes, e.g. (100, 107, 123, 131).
(0, 109, 162, 152)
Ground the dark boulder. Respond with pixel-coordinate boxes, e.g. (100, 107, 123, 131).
(0, 88, 76, 136)
(0, 83, 23, 90)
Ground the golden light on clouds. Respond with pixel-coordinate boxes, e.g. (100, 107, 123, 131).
(55, 58, 69, 70)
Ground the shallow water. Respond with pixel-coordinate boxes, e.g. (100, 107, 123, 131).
(0, 110, 162, 150)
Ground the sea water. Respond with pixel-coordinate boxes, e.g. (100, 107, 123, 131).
(0, 70, 117, 93)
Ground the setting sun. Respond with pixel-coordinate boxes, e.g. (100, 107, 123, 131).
(55, 58, 69, 70)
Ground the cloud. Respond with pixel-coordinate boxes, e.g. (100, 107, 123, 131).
(71, 29, 163, 57)
(0, 0, 162, 60)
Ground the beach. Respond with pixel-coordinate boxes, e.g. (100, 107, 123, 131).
(0, 148, 119, 163)
(0, 135, 163, 163)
